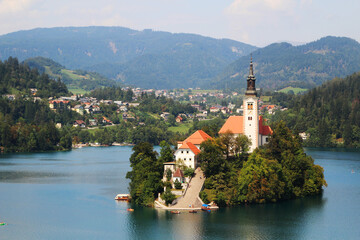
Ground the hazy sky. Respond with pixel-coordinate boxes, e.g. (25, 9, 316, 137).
(0, 0, 358, 47)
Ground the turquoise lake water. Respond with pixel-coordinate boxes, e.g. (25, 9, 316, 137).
(0, 147, 360, 239)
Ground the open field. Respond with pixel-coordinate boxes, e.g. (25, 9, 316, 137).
(278, 86, 308, 94)
(68, 88, 89, 95)
(168, 122, 192, 134)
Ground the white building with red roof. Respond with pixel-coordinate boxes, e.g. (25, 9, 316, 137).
(174, 130, 212, 169)
(219, 57, 272, 152)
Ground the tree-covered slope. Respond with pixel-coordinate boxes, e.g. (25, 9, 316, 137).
(212, 36, 360, 90)
(0, 57, 68, 97)
(23, 57, 118, 91)
(0, 26, 257, 89)
(271, 72, 360, 148)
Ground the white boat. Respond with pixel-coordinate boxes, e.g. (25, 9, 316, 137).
(114, 194, 130, 201)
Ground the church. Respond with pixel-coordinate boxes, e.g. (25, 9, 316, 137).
(218, 57, 272, 152)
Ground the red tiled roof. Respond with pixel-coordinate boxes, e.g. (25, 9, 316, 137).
(183, 130, 212, 145)
(49, 100, 69, 104)
(75, 120, 85, 125)
(173, 168, 184, 178)
(218, 115, 273, 136)
(259, 115, 273, 135)
(218, 116, 244, 134)
(179, 142, 201, 155)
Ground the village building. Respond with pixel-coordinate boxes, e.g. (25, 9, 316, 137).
(174, 130, 212, 169)
(73, 105, 84, 115)
(73, 120, 86, 128)
(172, 168, 185, 183)
(160, 112, 171, 121)
(89, 119, 97, 126)
(218, 57, 272, 152)
(49, 100, 70, 111)
(175, 115, 183, 123)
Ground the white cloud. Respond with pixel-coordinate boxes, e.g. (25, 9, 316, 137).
(0, 0, 38, 14)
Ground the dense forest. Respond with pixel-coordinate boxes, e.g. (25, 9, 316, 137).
(271, 72, 360, 148)
(0, 57, 75, 152)
(0, 57, 68, 97)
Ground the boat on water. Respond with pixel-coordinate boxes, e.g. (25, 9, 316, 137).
(0, 222, 7, 226)
(189, 210, 198, 213)
(127, 208, 134, 212)
(171, 210, 181, 214)
(114, 194, 130, 201)
(201, 204, 211, 212)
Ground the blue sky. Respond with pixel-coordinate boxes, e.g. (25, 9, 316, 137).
(0, 0, 358, 47)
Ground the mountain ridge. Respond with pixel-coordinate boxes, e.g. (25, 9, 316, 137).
(0, 26, 257, 89)
(211, 36, 360, 90)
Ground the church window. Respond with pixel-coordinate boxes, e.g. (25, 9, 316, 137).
(189, 158, 192, 161)
(247, 103, 253, 110)
(249, 124, 251, 126)
(184, 158, 187, 161)
(187, 151, 189, 154)
(265, 137, 269, 142)
(181, 151, 183, 154)
(248, 116, 252, 120)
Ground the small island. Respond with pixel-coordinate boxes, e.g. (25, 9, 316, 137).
(126, 59, 327, 208)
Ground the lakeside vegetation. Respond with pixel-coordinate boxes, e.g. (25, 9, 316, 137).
(270, 72, 360, 148)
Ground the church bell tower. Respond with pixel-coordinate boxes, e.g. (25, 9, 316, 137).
(243, 56, 259, 152)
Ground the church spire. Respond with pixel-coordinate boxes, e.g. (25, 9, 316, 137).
(245, 54, 257, 97)
(249, 55, 254, 76)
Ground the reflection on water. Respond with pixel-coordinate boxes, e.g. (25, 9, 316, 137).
(0, 147, 360, 240)
(0, 170, 67, 181)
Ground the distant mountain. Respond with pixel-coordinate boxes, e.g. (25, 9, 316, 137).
(0, 26, 257, 89)
(211, 36, 360, 90)
(23, 57, 118, 91)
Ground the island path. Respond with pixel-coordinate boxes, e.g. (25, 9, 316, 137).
(155, 167, 218, 210)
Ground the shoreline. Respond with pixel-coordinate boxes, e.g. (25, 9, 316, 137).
(72, 142, 135, 148)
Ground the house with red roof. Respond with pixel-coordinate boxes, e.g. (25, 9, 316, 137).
(173, 168, 185, 183)
(174, 130, 212, 169)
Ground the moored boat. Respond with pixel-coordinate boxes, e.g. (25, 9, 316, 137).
(189, 210, 197, 213)
(201, 204, 211, 212)
(127, 208, 134, 212)
(171, 210, 181, 214)
(115, 194, 130, 201)
(0, 222, 6, 226)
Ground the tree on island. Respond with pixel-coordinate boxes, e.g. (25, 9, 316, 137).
(126, 141, 174, 206)
(199, 121, 327, 206)
(238, 121, 327, 203)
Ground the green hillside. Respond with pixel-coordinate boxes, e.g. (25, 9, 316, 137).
(0, 57, 68, 97)
(271, 72, 360, 148)
(0, 26, 257, 89)
(212, 36, 360, 90)
(23, 57, 118, 91)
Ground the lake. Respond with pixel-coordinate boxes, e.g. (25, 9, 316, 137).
(0, 147, 360, 239)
